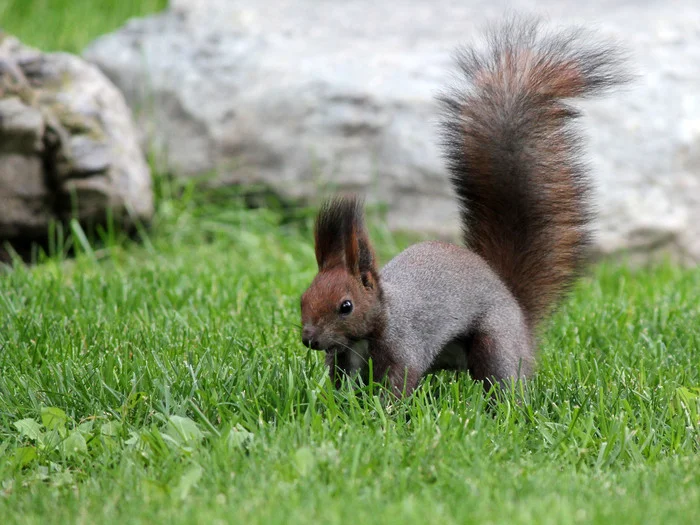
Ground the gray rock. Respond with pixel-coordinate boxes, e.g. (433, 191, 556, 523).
(0, 33, 153, 252)
(0, 97, 44, 153)
(83, 0, 700, 263)
(0, 153, 50, 237)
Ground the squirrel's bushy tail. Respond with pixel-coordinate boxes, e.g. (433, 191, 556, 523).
(439, 18, 629, 328)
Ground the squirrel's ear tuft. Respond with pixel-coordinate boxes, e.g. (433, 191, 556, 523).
(314, 195, 360, 270)
(314, 195, 379, 286)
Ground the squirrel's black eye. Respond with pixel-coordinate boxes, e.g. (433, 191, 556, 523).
(339, 300, 353, 315)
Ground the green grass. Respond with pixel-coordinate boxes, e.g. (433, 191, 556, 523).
(1, 1, 699, 523)
(0, 179, 699, 524)
(0, 0, 168, 53)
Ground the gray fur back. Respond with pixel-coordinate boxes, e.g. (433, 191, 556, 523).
(380, 241, 525, 372)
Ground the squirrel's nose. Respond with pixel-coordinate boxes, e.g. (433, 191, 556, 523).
(302, 326, 315, 348)
(302, 326, 323, 350)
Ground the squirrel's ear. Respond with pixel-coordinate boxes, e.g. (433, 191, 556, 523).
(313, 195, 379, 287)
(314, 215, 344, 270)
(344, 221, 361, 277)
(314, 195, 361, 271)
(346, 209, 380, 291)
(356, 235, 379, 290)
(342, 199, 378, 287)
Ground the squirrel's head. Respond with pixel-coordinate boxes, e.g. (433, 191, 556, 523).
(300, 195, 383, 353)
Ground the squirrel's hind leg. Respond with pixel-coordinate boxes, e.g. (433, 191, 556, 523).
(467, 323, 534, 390)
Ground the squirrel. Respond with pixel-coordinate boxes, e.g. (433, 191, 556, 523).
(300, 18, 628, 396)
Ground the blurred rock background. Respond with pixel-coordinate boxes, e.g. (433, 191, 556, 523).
(2, 0, 700, 263)
(0, 34, 152, 257)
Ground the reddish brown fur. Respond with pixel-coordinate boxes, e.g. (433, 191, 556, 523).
(301, 196, 384, 356)
(439, 19, 628, 328)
